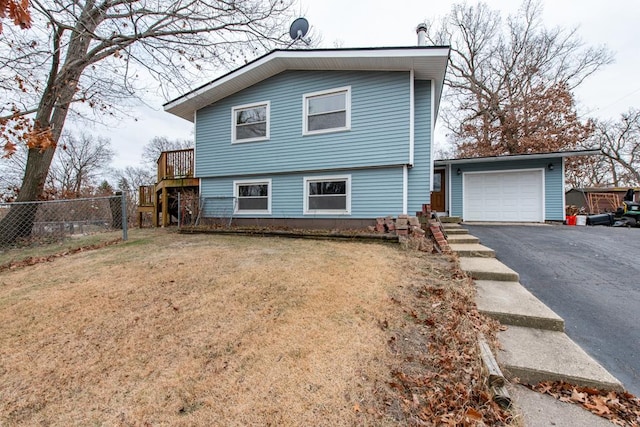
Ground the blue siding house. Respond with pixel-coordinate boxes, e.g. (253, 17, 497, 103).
(164, 47, 449, 228)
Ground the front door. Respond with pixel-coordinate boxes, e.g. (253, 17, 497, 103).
(431, 169, 446, 212)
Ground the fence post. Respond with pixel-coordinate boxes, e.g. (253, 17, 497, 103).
(121, 191, 128, 241)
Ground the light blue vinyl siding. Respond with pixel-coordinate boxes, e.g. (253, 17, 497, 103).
(449, 158, 565, 220)
(408, 80, 432, 215)
(195, 70, 410, 177)
(200, 167, 404, 219)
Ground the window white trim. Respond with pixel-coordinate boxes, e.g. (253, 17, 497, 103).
(302, 86, 351, 136)
(303, 175, 351, 215)
(231, 101, 270, 144)
(233, 179, 272, 214)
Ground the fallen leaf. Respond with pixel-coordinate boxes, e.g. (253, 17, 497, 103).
(570, 388, 587, 404)
(584, 396, 611, 416)
(465, 407, 483, 421)
(412, 393, 420, 407)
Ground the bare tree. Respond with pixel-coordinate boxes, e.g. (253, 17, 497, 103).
(0, 0, 295, 243)
(114, 166, 153, 193)
(565, 154, 613, 189)
(48, 132, 114, 197)
(594, 109, 640, 186)
(0, 132, 114, 200)
(112, 165, 154, 220)
(141, 136, 193, 168)
(425, 0, 612, 157)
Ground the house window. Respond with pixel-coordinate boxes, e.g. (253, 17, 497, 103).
(234, 179, 271, 214)
(303, 87, 351, 135)
(304, 175, 351, 214)
(232, 101, 270, 143)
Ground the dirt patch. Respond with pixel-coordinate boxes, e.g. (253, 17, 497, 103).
(0, 230, 511, 425)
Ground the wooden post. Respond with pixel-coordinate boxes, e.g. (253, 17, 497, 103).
(478, 334, 512, 409)
(151, 189, 158, 227)
(161, 187, 169, 227)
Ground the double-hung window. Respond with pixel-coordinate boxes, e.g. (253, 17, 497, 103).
(304, 175, 351, 214)
(303, 87, 351, 135)
(234, 179, 271, 214)
(232, 101, 270, 143)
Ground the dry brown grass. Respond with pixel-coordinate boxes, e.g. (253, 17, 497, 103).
(0, 229, 511, 426)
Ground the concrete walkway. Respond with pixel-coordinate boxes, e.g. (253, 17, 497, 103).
(443, 222, 623, 425)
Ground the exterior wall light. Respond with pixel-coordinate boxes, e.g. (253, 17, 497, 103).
(456, 168, 462, 175)
(548, 163, 554, 171)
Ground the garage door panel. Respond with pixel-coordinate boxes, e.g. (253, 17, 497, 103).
(464, 170, 543, 222)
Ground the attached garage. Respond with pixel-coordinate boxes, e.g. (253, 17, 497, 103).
(463, 169, 544, 222)
(433, 150, 601, 223)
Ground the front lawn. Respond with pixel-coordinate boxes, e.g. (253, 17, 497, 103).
(0, 230, 511, 425)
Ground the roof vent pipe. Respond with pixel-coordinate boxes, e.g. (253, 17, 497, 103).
(416, 23, 427, 46)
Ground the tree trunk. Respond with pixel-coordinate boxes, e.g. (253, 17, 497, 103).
(0, 146, 57, 245)
(0, 20, 83, 244)
(17, 147, 57, 202)
(0, 202, 39, 246)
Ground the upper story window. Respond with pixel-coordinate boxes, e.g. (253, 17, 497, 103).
(303, 86, 351, 135)
(232, 101, 270, 143)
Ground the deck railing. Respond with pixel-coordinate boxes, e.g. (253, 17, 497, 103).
(138, 185, 155, 207)
(157, 149, 194, 182)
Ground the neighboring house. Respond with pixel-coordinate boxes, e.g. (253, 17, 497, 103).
(164, 45, 450, 228)
(434, 150, 600, 223)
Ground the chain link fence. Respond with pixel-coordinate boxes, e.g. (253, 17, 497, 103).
(0, 193, 128, 249)
(193, 196, 237, 228)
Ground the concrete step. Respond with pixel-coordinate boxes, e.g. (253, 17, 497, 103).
(497, 326, 623, 391)
(475, 280, 564, 331)
(438, 216, 462, 223)
(445, 228, 469, 235)
(449, 243, 495, 258)
(446, 234, 479, 244)
(508, 384, 615, 427)
(441, 222, 462, 229)
(459, 257, 519, 281)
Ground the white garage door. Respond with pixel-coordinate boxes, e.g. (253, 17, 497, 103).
(463, 170, 544, 222)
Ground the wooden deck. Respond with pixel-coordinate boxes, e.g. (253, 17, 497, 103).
(136, 149, 199, 227)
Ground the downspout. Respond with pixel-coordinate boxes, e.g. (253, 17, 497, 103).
(193, 110, 198, 177)
(194, 110, 201, 195)
(448, 163, 452, 215)
(409, 69, 415, 166)
(562, 157, 566, 220)
(429, 79, 435, 192)
(403, 165, 408, 215)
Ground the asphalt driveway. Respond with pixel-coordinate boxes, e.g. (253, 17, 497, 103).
(465, 224, 640, 396)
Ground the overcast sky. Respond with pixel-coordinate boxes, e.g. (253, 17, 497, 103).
(93, 0, 640, 171)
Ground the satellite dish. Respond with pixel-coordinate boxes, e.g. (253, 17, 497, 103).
(289, 17, 310, 42)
